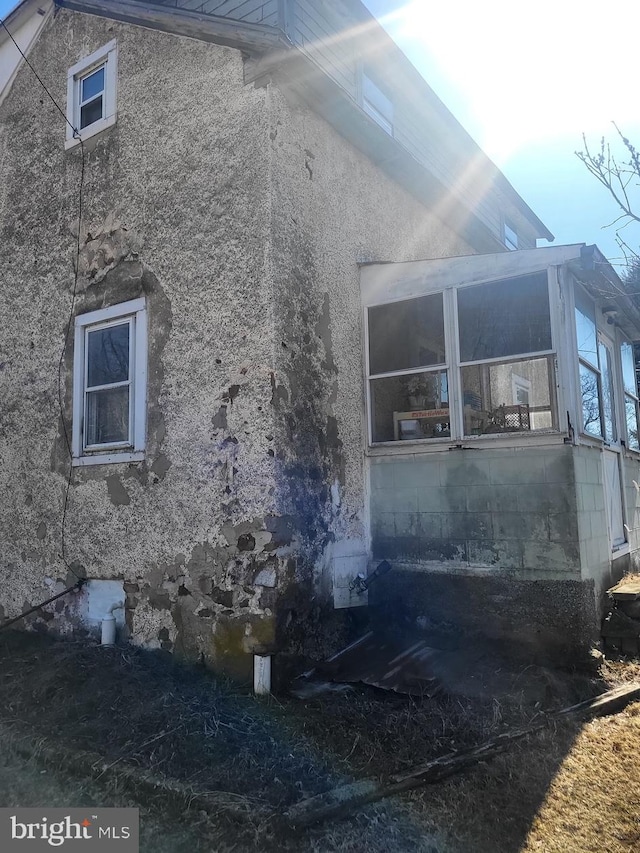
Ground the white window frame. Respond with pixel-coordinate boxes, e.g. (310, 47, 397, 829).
(65, 39, 118, 150)
(72, 298, 147, 467)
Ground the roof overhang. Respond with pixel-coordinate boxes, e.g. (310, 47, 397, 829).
(0, 0, 54, 106)
(360, 244, 586, 306)
(55, 0, 291, 53)
(360, 244, 640, 341)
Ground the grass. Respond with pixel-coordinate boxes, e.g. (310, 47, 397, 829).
(0, 630, 639, 852)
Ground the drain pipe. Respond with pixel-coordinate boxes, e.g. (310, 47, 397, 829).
(101, 602, 123, 646)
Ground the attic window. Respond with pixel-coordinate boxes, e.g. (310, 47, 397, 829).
(66, 40, 118, 149)
(362, 73, 393, 136)
(503, 219, 518, 251)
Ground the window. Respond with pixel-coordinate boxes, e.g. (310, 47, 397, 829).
(66, 40, 117, 149)
(458, 273, 554, 435)
(366, 272, 557, 443)
(621, 340, 639, 450)
(361, 72, 393, 136)
(575, 291, 602, 438)
(72, 299, 147, 466)
(503, 219, 518, 251)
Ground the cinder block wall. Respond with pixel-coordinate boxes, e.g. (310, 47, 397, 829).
(370, 445, 579, 576)
(368, 444, 605, 661)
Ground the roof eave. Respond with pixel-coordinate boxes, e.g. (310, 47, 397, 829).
(55, 0, 291, 54)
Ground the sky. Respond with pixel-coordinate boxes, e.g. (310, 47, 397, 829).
(362, 0, 640, 268)
(2, 0, 639, 267)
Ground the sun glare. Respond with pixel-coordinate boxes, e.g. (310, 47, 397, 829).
(375, 0, 640, 165)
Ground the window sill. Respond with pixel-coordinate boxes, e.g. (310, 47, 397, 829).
(72, 451, 144, 467)
(65, 114, 116, 151)
(612, 544, 631, 560)
(367, 429, 566, 456)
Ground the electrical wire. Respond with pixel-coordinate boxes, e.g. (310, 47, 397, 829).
(1, 14, 86, 585)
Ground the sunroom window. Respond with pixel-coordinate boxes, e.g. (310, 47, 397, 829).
(457, 273, 555, 436)
(366, 272, 557, 443)
(621, 341, 639, 450)
(575, 291, 603, 438)
(368, 293, 448, 442)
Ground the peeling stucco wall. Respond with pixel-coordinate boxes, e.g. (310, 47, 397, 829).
(0, 11, 284, 675)
(0, 8, 479, 676)
(263, 80, 476, 652)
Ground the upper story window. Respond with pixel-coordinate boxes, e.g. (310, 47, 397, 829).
(66, 40, 118, 150)
(72, 298, 147, 466)
(503, 219, 518, 251)
(361, 72, 394, 136)
(366, 272, 556, 443)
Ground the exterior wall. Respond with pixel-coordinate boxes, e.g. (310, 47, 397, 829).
(370, 445, 580, 578)
(574, 445, 610, 585)
(622, 450, 640, 566)
(367, 445, 605, 661)
(575, 445, 640, 611)
(263, 80, 475, 646)
(0, 10, 282, 677)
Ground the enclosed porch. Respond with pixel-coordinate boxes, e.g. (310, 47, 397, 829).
(360, 245, 640, 659)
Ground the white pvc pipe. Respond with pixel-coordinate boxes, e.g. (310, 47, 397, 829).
(101, 614, 116, 646)
(101, 601, 123, 646)
(254, 654, 271, 695)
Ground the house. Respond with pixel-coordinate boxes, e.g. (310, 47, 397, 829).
(2, 0, 627, 679)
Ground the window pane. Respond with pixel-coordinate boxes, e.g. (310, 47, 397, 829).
(368, 293, 445, 375)
(81, 66, 105, 102)
(575, 296, 597, 366)
(80, 96, 103, 128)
(626, 395, 640, 450)
(87, 323, 130, 387)
(85, 387, 129, 446)
(580, 362, 602, 437)
(457, 273, 551, 362)
(461, 357, 553, 436)
(598, 340, 615, 442)
(621, 341, 637, 396)
(370, 370, 449, 442)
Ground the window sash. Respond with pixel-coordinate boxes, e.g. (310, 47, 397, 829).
(66, 40, 117, 147)
(83, 317, 134, 451)
(579, 359, 603, 439)
(72, 298, 147, 461)
(366, 277, 557, 444)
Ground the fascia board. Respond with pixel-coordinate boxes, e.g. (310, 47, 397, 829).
(56, 0, 291, 53)
(359, 245, 588, 306)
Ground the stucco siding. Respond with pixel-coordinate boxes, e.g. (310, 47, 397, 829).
(0, 10, 282, 671)
(264, 81, 474, 598)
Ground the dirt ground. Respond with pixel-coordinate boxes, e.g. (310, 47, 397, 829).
(0, 631, 638, 852)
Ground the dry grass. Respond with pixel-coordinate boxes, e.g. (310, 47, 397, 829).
(521, 703, 640, 853)
(1, 630, 639, 852)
